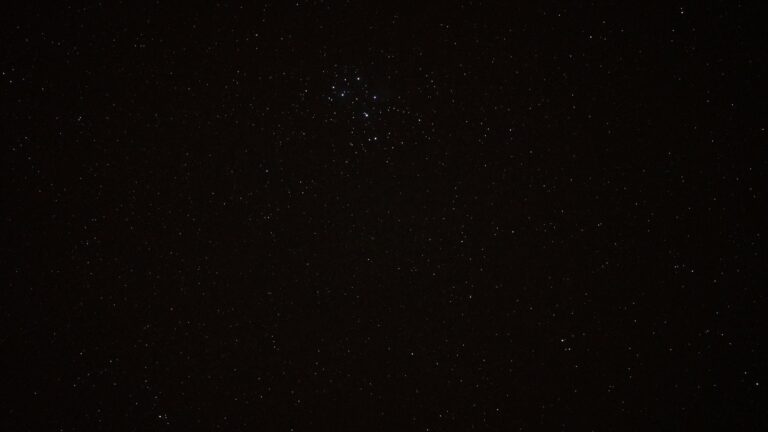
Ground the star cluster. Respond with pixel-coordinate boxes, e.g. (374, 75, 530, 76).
(2, 2, 766, 430)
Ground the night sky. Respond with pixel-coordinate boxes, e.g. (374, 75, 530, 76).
(2, 2, 767, 430)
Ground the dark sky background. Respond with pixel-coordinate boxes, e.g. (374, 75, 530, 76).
(2, 1, 766, 430)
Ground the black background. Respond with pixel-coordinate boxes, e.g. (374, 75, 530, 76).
(2, 1, 766, 430)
